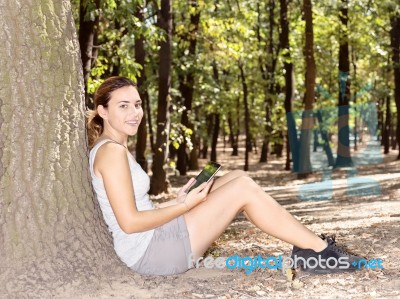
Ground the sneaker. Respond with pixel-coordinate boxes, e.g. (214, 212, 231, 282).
(291, 234, 363, 274)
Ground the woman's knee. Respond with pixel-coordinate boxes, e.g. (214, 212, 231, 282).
(230, 175, 258, 192)
(229, 169, 249, 178)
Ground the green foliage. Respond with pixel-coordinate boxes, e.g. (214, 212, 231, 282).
(72, 0, 397, 163)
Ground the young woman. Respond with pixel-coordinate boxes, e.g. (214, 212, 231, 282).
(87, 76, 361, 276)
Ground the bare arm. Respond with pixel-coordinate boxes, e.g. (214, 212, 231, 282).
(154, 182, 195, 208)
(155, 199, 178, 208)
(95, 143, 211, 233)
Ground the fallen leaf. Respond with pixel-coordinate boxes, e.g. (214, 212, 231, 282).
(285, 268, 294, 281)
(291, 279, 304, 289)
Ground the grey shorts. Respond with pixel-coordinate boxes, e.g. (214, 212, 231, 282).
(130, 215, 194, 276)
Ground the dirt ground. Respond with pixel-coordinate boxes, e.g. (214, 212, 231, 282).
(61, 143, 400, 299)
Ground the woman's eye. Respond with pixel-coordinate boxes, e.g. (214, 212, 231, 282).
(135, 103, 142, 108)
(120, 104, 128, 108)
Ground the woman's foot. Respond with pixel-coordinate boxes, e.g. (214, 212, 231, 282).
(291, 234, 363, 274)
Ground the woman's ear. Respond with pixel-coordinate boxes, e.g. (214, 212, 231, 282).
(97, 105, 108, 120)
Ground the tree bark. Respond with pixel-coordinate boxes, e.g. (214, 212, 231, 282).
(297, 0, 315, 177)
(279, 0, 294, 171)
(259, 0, 279, 163)
(383, 96, 391, 154)
(201, 114, 213, 159)
(150, 0, 172, 194)
(391, 117, 397, 150)
(228, 112, 239, 156)
(210, 113, 220, 162)
(0, 1, 125, 295)
(390, 13, 400, 159)
(378, 96, 384, 146)
(239, 62, 251, 171)
(134, 3, 150, 172)
(351, 46, 358, 151)
(176, 0, 201, 175)
(335, 0, 353, 167)
(79, 0, 100, 109)
(316, 110, 335, 166)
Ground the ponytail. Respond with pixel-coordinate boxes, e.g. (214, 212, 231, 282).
(86, 109, 104, 148)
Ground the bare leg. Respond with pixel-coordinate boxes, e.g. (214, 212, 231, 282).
(184, 174, 327, 258)
(210, 169, 250, 191)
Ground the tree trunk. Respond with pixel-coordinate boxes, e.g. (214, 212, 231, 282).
(150, 0, 172, 194)
(378, 96, 385, 146)
(259, 0, 278, 163)
(188, 133, 199, 170)
(351, 46, 358, 151)
(390, 13, 400, 159)
(233, 96, 241, 156)
(147, 87, 155, 153)
(227, 114, 234, 149)
(0, 1, 125, 295)
(201, 114, 213, 159)
(211, 113, 220, 162)
(335, 0, 353, 167)
(279, 0, 294, 171)
(134, 3, 150, 172)
(239, 62, 251, 171)
(316, 110, 335, 166)
(176, 1, 201, 175)
(297, 0, 315, 177)
(391, 116, 397, 150)
(384, 96, 392, 154)
(188, 108, 200, 170)
(285, 134, 291, 170)
(79, 0, 100, 109)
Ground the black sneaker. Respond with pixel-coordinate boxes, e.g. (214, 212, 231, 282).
(291, 234, 363, 274)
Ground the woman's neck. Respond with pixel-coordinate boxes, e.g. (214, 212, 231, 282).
(101, 130, 128, 148)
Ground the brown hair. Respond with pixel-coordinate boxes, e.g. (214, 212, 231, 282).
(86, 76, 137, 148)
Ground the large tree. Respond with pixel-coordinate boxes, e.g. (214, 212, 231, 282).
(0, 1, 129, 296)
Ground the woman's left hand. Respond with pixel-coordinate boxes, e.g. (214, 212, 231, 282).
(176, 178, 196, 203)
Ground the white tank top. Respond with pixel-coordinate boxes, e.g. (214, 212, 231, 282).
(89, 139, 155, 267)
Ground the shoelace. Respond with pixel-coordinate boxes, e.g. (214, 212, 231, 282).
(320, 234, 349, 255)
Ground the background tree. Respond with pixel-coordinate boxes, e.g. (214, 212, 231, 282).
(134, 0, 151, 172)
(150, 0, 173, 194)
(175, 0, 201, 174)
(335, 0, 353, 167)
(279, 0, 294, 171)
(295, 0, 316, 176)
(79, 0, 101, 108)
(71, 0, 398, 188)
(259, 0, 279, 163)
(389, 4, 400, 158)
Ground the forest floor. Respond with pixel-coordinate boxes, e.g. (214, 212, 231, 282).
(64, 141, 399, 299)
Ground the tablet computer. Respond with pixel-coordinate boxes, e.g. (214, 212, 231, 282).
(187, 161, 221, 193)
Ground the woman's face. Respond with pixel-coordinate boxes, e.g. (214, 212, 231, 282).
(99, 85, 143, 138)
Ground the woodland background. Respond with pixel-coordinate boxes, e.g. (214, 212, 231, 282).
(74, 0, 400, 194)
(0, 0, 399, 297)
